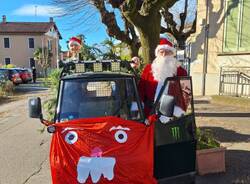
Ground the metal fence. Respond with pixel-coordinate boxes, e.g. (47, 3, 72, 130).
(219, 67, 250, 97)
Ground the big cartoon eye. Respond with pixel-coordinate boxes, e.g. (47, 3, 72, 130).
(114, 130, 128, 143)
(65, 131, 78, 144)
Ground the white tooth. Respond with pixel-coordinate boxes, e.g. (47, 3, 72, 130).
(77, 157, 116, 183)
(90, 167, 102, 183)
(102, 158, 116, 180)
(77, 157, 91, 183)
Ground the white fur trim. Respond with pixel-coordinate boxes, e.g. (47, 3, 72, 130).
(68, 40, 81, 47)
(173, 106, 185, 117)
(155, 45, 176, 57)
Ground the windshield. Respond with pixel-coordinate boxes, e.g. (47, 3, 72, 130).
(57, 78, 142, 122)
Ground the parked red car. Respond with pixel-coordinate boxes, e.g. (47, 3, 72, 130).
(5, 69, 22, 85)
(15, 68, 32, 83)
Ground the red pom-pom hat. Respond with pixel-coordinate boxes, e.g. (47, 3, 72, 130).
(155, 37, 176, 57)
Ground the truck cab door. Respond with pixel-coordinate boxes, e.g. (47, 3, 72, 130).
(152, 76, 196, 183)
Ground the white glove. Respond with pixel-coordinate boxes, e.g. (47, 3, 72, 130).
(159, 115, 172, 124)
(144, 119, 150, 126)
(173, 106, 185, 117)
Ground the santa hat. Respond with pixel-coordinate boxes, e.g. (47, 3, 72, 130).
(155, 37, 176, 57)
(68, 37, 82, 47)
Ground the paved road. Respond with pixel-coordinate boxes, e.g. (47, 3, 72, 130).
(195, 97, 250, 184)
(0, 83, 51, 184)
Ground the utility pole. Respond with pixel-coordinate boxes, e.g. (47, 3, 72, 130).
(201, 0, 209, 96)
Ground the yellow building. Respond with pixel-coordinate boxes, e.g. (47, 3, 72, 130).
(190, 0, 250, 96)
(0, 15, 62, 73)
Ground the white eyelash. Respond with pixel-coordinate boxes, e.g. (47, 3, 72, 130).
(109, 126, 130, 132)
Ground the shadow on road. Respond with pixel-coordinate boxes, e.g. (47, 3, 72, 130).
(200, 126, 250, 143)
(197, 150, 250, 184)
(194, 100, 210, 104)
(14, 82, 49, 95)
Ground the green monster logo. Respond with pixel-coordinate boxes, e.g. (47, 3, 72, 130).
(171, 126, 181, 140)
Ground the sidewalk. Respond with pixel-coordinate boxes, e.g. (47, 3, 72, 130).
(194, 96, 250, 184)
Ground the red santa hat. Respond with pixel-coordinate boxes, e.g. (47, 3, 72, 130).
(68, 37, 82, 47)
(155, 37, 176, 57)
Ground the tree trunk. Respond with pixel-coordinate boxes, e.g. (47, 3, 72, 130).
(128, 42, 140, 58)
(135, 14, 161, 64)
(176, 37, 187, 50)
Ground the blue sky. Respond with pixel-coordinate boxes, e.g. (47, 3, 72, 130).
(0, 0, 196, 51)
(0, 0, 110, 51)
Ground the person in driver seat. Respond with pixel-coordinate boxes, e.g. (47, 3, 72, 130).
(138, 36, 188, 122)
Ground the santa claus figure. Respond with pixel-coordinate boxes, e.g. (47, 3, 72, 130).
(67, 37, 82, 60)
(138, 37, 188, 121)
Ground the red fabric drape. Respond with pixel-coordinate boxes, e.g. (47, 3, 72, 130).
(50, 116, 157, 184)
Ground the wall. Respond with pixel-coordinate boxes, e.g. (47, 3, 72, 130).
(0, 34, 59, 74)
(190, 0, 250, 96)
(0, 35, 41, 67)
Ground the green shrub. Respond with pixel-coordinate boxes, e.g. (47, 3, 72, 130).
(0, 80, 14, 97)
(43, 69, 61, 93)
(42, 69, 61, 121)
(196, 128, 220, 150)
(43, 98, 57, 121)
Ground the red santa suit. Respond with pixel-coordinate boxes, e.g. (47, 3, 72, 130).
(138, 37, 188, 118)
(138, 64, 187, 117)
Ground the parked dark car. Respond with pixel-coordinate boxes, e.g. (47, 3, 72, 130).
(15, 68, 32, 83)
(0, 68, 22, 85)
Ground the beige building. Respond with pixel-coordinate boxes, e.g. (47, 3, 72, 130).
(190, 0, 250, 96)
(0, 15, 62, 73)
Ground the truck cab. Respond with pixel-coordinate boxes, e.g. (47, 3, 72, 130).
(28, 60, 196, 184)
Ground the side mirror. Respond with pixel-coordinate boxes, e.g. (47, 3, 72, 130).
(159, 94, 175, 117)
(28, 97, 42, 118)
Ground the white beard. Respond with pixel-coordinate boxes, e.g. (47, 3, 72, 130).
(152, 56, 178, 83)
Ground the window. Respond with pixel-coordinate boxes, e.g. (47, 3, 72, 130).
(28, 38, 34, 48)
(240, 0, 250, 50)
(48, 40, 52, 51)
(58, 79, 142, 122)
(29, 58, 35, 68)
(223, 0, 250, 52)
(4, 38, 10, 48)
(4, 58, 11, 65)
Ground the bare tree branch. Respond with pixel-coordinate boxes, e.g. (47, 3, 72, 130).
(139, 0, 178, 16)
(161, 0, 197, 49)
(161, 7, 178, 35)
(53, 0, 191, 63)
(179, 0, 188, 32)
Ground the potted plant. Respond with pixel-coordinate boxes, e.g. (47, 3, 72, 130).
(196, 128, 226, 175)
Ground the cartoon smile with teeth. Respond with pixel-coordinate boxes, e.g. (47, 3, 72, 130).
(50, 116, 157, 184)
(77, 147, 116, 183)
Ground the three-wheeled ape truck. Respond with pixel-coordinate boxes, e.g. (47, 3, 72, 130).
(28, 60, 196, 184)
